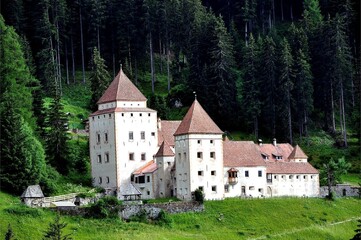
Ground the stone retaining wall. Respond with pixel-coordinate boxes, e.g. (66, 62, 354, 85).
(121, 201, 204, 220)
(319, 184, 360, 198)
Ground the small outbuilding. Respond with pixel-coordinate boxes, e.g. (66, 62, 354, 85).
(21, 185, 44, 207)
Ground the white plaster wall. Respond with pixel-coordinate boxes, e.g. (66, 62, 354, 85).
(223, 166, 267, 198)
(134, 173, 155, 199)
(175, 134, 224, 201)
(89, 113, 117, 191)
(268, 174, 319, 197)
(114, 110, 158, 199)
(155, 156, 175, 198)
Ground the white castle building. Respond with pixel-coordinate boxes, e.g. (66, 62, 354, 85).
(89, 70, 319, 200)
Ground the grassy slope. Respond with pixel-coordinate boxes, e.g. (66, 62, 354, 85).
(1, 191, 360, 239)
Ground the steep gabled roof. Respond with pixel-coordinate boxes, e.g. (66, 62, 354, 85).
(97, 69, 146, 104)
(288, 145, 308, 160)
(223, 141, 266, 167)
(158, 120, 181, 146)
(21, 185, 44, 198)
(256, 143, 294, 162)
(155, 141, 174, 157)
(174, 99, 223, 136)
(266, 162, 319, 174)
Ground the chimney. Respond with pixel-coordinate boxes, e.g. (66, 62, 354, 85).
(273, 138, 277, 146)
(258, 139, 263, 146)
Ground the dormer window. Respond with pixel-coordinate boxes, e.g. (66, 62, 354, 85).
(261, 153, 269, 160)
(272, 153, 282, 160)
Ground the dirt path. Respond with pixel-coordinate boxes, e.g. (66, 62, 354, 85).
(249, 217, 361, 240)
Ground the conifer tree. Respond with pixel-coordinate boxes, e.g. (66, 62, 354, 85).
(43, 214, 72, 240)
(277, 38, 294, 144)
(45, 94, 69, 174)
(242, 34, 261, 138)
(89, 47, 111, 111)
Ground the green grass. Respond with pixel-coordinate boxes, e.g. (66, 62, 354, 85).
(342, 173, 361, 186)
(1, 191, 360, 239)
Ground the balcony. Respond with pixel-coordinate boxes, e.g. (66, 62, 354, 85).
(228, 177, 238, 185)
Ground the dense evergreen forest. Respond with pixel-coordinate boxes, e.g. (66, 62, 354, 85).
(0, 0, 360, 194)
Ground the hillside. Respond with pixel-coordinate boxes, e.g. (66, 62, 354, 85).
(1, 191, 360, 239)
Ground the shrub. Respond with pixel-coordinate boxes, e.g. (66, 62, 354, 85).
(87, 196, 122, 219)
(129, 209, 148, 223)
(155, 210, 173, 228)
(5, 205, 43, 217)
(194, 188, 204, 204)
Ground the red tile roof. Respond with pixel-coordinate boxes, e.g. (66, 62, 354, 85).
(155, 141, 174, 157)
(288, 145, 308, 160)
(266, 162, 319, 174)
(133, 160, 158, 175)
(223, 141, 266, 167)
(158, 120, 181, 146)
(174, 100, 223, 136)
(256, 143, 294, 162)
(97, 69, 147, 104)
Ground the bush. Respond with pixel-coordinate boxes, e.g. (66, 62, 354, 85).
(87, 196, 122, 219)
(129, 209, 148, 223)
(194, 188, 204, 204)
(5, 205, 43, 217)
(155, 210, 173, 228)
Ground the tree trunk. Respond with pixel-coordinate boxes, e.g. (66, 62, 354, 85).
(159, 36, 163, 74)
(150, 31, 155, 94)
(331, 83, 336, 132)
(128, 39, 132, 75)
(56, 21, 62, 96)
(245, 22, 248, 46)
(70, 35, 76, 83)
(97, 26, 100, 54)
(290, 0, 293, 21)
(65, 41, 69, 85)
(79, 5, 86, 84)
(167, 42, 171, 93)
(272, 0, 276, 26)
(281, 0, 284, 21)
(340, 81, 348, 147)
(254, 116, 259, 139)
(287, 90, 293, 145)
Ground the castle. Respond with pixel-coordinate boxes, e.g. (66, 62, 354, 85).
(89, 70, 319, 201)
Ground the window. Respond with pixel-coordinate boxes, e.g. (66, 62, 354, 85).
(139, 113, 142, 117)
(199, 186, 204, 192)
(106, 177, 110, 183)
(141, 153, 146, 161)
(197, 152, 202, 159)
(210, 140, 214, 144)
(129, 131, 134, 140)
(92, 117, 94, 121)
(151, 132, 155, 136)
(198, 171, 203, 176)
(104, 133, 108, 143)
(97, 133, 101, 144)
(197, 140, 201, 144)
(210, 152, 215, 158)
(97, 155, 102, 163)
(98, 177, 102, 184)
(224, 185, 229, 193)
(228, 171, 237, 178)
(211, 186, 217, 192)
(130, 113, 133, 117)
(289, 175, 293, 179)
(109, 114, 112, 118)
(147, 176, 150, 182)
(249, 186, 255, 190)
(178, 153, 181, 161)
(105, 153, 109, 163)
(296, 175, 300, 179)
(138, 176, 145, 183)
(211, 170, 216, 176)
(245, 171, 249, 177)
(258, 170, 262, 177)
(167, 161, 171, 166)
(129, 153, 134, 160)
(121, 113, 124, 117)
(140, 131, 145, 140)
(185, 188, 188, 194)
(147, 191, 150, 195)
(258, 188, 262, 193)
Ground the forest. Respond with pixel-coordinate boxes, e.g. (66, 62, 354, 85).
(0, 0, 360, 194)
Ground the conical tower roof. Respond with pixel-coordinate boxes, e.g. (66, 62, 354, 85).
(155, 141, 174, 157)
(97, 69, 146, 104)
(174, 99, 223, 136)
(288, 145, 308, 160)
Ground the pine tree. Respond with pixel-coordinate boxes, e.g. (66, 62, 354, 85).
(89, 47, 111, 111)
(303, 0, 323, 33)
(4, 224, 16, 240)
(351, 218, 361, 240)
(45, 94, 70, 174)
(277, 38, 294, 144)
(242, 34, 261, 138)
(43, 214, 72, 240)
(0, 97, 47, 194)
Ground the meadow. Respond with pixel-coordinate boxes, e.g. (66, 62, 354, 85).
(1, 191, 360, 239)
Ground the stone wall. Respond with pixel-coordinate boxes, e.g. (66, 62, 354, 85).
(121, 201, 204, 220)
(319, 184, 360, 197)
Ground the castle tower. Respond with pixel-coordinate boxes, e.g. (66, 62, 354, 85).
(174, 99, 224, 200)
(89, 69, 158, 198)
(154, 141, 175, 198)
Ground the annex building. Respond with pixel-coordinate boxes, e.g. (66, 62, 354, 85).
(89, 70, 319, 201)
